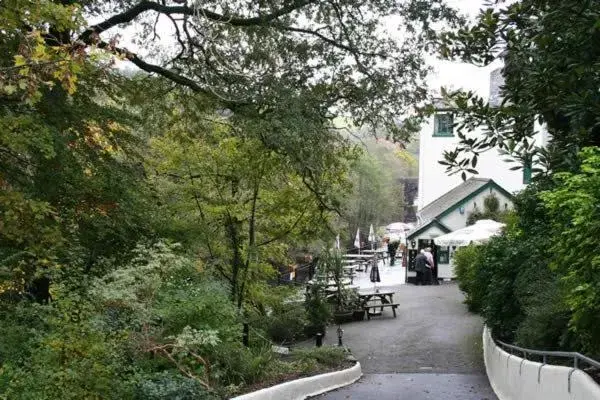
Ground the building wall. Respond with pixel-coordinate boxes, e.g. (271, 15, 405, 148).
(438, 187, 514, 231)
(417, 67, 550, 212)
(417, 118, 544, 212)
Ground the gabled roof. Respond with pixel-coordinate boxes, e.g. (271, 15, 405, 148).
(420, 178, 492, 222)
(407, 219, 451, 240)
(423, 178, 515, 222)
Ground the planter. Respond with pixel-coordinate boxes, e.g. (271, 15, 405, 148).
(352, 310, 365, 321)
(333, 310, 354, 324)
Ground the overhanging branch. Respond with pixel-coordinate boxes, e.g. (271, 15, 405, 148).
(80, 0, 318, 43)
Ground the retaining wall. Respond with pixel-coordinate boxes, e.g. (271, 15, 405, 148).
(483, 326, 600, 400)
(231, 361, 362, 400)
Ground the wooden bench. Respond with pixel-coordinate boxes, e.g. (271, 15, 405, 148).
(363, 303, 399, 319)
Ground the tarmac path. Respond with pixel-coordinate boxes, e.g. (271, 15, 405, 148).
(312, 282, 498, 400)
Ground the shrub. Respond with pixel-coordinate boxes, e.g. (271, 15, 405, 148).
(304, 282, 331, 337)
(265, 303, 309, 344)
(210, 343, 279, 388)
(135, 372, 218, 400)
(291, 346, 348, 368)
(453, 244, 483, 311)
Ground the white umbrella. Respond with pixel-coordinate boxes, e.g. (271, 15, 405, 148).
(368, 224, 375, 250)
(434, 219, 505, 247)
(354, 228, 361, 253)
(335, 234, 340, 250)
(386, 222, 413, 232)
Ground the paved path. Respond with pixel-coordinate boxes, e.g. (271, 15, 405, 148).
(312, 283, 497, 399)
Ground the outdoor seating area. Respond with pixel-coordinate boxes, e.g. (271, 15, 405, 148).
(306, 249, 402, 321)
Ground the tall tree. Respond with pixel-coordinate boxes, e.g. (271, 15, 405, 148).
(438, 0, 600, 176)
(3, 0, 459, 140)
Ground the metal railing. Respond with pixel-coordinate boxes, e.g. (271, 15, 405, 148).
(495, 338, 600, 391)
(495, 339, 600, 370)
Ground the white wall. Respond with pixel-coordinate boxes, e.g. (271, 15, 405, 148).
(418, 117, 539, 211)
(438, 187, 514, 231)
(483, 327, 600, 400)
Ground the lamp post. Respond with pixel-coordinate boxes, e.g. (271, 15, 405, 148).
(337, 325, 344, 347)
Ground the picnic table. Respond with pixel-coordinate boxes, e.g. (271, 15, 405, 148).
(342, 254, 374, 272)
(362, 248, 388, 264)
(358, 290, 398, 320)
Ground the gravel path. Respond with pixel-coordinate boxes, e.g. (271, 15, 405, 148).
(312, 282, 498, 399)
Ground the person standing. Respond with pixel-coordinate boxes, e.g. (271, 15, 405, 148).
(424, 247, 435, 285)
(414, 250, 431, 285)
(387, 239, 400, 266)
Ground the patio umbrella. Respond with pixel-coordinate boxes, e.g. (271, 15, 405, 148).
(354, 228, 361, 254)
(368, 224, 375, 250)
(369, 258, 381, 291)
(335, 234, 340, 250)
(434, 219, 505, 247)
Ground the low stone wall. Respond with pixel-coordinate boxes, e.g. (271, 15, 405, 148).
(231, 361, 362, 400)
(483, 326, 600, 400)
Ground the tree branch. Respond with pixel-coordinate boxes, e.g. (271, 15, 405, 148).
(273, 24, 386, 58)
(80, 0, 318, 43)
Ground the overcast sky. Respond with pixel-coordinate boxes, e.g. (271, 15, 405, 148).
(425, 0, 501, 99)
(110, 0, 499, 99)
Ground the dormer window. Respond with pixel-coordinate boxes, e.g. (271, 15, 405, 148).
(433, 113, 454, 137)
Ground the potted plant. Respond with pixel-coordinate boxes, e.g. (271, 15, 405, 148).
(304, 280, 331, 337)
(317, 249, 360, 324)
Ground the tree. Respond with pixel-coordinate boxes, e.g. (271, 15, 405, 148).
(2, 0, 460, 141)
(437, 0, 600, 177)
(466, 193, 507, 225)
(143, 86, 353, 309)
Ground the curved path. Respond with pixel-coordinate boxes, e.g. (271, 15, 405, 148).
(313, 283, 497, 399)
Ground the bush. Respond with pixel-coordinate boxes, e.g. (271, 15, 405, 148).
(135, 372, 218, 400)
(291, 346, 348, 368)
(453, 244, 484, 311)
(265, 303, 309, 344)
(304, 282, 331, 336)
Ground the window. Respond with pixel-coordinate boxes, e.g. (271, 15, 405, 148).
(437, 247, 450, 264)
(523, 162, 532, 184)
(433, 113, 454, 137)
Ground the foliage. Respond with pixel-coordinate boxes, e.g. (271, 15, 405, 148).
(341, 151, 405, 244)
(438, 0, 600, 177)
(135, 372, 218, 400)
(304, 282, 332, 337)
(540, 147, 600, 354)
(454, 183, 575, 351)
(291, 346, 349, 369)
(144, 87, 354, 309)
(263, 303, 309, 345)
(466, 193, 509, 226)
(315, 249, 358, 312)
(452, 244, 483, 311)
(3, 0, 460, 140)
(0, 243, 240, 398)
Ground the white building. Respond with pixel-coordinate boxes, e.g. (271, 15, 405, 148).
(405, 67, 550, 282)
(407, 177, 513, 279)
(416, 68, 550, 214)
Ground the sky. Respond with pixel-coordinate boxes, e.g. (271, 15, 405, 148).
(425, 0, 501, 100)
(108, 0, 499, 100)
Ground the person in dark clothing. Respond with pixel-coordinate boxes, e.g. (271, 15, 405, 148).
(387, 240, 400, 266)
(414, 251, 432, 285)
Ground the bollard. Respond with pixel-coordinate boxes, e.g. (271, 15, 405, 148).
(316, 332, 323, 347)
(242, 323, 249, 347)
